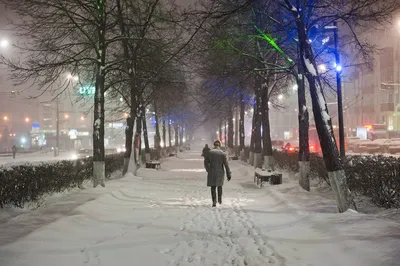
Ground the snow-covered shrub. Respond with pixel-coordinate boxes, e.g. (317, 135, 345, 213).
(0, 154, 124, 208)
(273, 151, 400, 208)
(273, 151, 299, 172)
(344, 155, 400, 208)
(105, 153, 124, 177)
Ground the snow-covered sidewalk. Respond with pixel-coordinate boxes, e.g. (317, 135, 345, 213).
(0, 150, 399, 266)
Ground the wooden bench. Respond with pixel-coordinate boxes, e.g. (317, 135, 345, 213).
(254, 168, 282, 188)
(230, 156, 239, 160)
(146, 161, 161, 170)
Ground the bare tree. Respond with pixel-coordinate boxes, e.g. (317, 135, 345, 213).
(0, 0, 123, 187)
(275, 0, 400, 211)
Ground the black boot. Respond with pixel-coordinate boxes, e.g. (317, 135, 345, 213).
(218, 186, 222, 204)
(211, 186, 217, 207)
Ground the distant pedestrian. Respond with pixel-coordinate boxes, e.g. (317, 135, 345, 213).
(201, 144, 210, 157)
(204, 140, 231, 207)
(11, 145, 17, 159)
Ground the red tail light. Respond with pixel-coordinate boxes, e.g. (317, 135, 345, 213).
(289, 147, 295, 151)
(310, 145, 314, 150)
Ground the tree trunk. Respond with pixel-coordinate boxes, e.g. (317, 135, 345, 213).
(154, 102, 161, 150)
(135, 107, 143, 165)
(123, 116, 135, 175)
(168, 119, 172, 148)
(239, 91, 245, 149)
(261, 93, 274, 170)
(93, 0, 106, 188)
(219, 118, 223, 141)
(297, 54, 310, 191)
(162, 118, 166, 148)
(174, 124, 179, 152)
(142, 106, 150, 162)
(296, 14, 353, 212)
(249, 100, 257, 165)
(228, 105, 234, 154)
(179, 125, 184, 147)
(116, 0, 138, 175)
(253, 86, 263, 168)
(224, 119, 227, 148)
(235, 104, 239, 155)
(239, 90, 245, 158)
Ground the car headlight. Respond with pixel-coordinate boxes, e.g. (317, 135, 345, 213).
(71, 154, 78, 160)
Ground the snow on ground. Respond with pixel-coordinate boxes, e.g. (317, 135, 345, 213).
(0, 151, 74, 167)
(0, 150, 399, 266)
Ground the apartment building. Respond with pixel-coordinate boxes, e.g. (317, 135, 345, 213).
(343, 23, 400, 137)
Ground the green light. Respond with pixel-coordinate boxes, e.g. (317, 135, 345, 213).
(253, 25, 293, 64)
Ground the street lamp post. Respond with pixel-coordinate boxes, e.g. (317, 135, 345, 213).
(333, 22, 345, 158)
(323, 22, 345, 158)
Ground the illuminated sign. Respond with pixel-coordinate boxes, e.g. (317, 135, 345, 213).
(79, 85, 95, 95)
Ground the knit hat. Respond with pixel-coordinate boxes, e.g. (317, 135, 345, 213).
(214, 140, 221, 147)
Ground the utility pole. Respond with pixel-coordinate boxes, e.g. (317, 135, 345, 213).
(55, 97, 59, 157)
(333, 21, 345, 158)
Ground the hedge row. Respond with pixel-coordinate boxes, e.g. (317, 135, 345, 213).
(271, 151, 400, 209)
(0, 153, 125, 208)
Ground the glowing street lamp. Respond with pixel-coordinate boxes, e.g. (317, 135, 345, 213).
(80, 116, 85, 121)
(25, 117, 30, 123)
(0, 39, 9, 48)
(3, 116, 8, 121)
(64, 114, 69, 119)
(278, 94, 284, 100)
(66, 73, 79, 81)
(318, 64, 327, 73)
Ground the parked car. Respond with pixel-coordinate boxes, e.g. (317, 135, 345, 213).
(363, 139, 390, 154)
(71, 148, 92, 160)
(365, 138, 400, 154)
(272, 140, 284, 150)
(387, 140, 400, 154)
(282, 140, 299, 153)
(352, 139, 372, 153)
(347, 137, 361, 151)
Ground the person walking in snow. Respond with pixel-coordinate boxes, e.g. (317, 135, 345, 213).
(11, 145, 17, 159)
(204, 140, 231, 207)
(201, 144, 210, 157)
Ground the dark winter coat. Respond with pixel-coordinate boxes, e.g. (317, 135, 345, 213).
(201, 146, 210, 157)
(204, 147, 231, 187)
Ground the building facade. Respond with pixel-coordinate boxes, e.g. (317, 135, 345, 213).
(343, 24, 400, 138)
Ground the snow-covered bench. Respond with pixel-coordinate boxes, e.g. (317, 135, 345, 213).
(229, 156, 239, 160)
(146, 160, 161, 170)
(254, 168, 282, 188)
